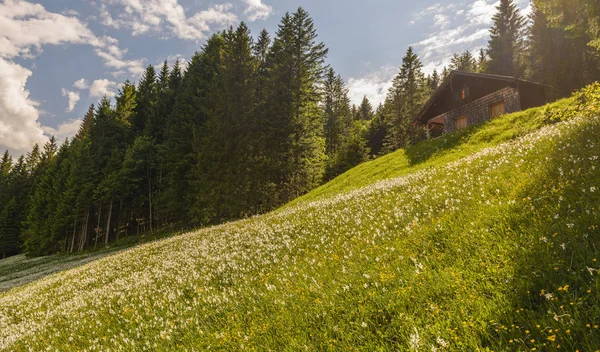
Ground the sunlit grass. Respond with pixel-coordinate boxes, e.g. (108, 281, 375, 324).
(0, 86, 599, 351)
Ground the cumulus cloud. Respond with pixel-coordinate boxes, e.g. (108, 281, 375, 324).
(0, 0, 101, 59)
(73, 78, 89, 90)
(98, 0, 238, 41)
(89, 79, 118, 98)
(0, 58, 47, 155)
(42, 119, 82, 143)
(61, 89, 80, 112)
(0, 0, 147, 154)
(347, 66, 397, 107)
(242, 0, 273, 21)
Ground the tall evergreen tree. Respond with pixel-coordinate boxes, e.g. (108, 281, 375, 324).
(477, 49, 489, 73)
(323, 68, 352, 156)
(133, 65, 158, 136)
(359, 96, 374, 121)
(486, 0, 526, 77)
(383, 47, 429, 151)
(162, 35, 226, 225)
(265, 8, 329, 202)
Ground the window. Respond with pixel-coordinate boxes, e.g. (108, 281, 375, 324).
(460, 87, 469, 100)
(490, 101, 506, 118)
(454, 87, 470, 102)
(455, 115, 468, 130)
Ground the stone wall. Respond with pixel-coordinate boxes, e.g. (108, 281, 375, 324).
(439, 87, 521, 133)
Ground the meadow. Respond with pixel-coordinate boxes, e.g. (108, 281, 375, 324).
(0, 85, 599, 351)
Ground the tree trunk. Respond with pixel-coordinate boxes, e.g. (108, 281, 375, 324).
(105, 196, 113, 247)
(148, 170, 153, 234)
(69, 220, 77, 253)
(79, 209, 90, 252)
(94, 204, 102, 250)
(116, 199, 122, 241)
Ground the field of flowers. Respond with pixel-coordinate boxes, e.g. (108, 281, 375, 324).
(1, 85, 599, 351)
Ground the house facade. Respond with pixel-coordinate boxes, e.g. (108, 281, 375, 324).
(413, 71, 551, 138)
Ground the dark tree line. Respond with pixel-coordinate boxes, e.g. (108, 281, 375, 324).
(1, 3, 598, 258)
(0, 9, 374, 257)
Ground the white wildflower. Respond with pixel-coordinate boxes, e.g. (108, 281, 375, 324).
(409, 327, 420, 351)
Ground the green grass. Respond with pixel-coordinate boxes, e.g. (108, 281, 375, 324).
(1, 86, 599, 351)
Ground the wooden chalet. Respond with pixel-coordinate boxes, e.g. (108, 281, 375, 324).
(413, 71, 551, 138)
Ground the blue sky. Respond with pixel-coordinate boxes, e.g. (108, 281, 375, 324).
(0, 0, 531, 155)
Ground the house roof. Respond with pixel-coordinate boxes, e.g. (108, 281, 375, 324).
(412, 71, 550, 126)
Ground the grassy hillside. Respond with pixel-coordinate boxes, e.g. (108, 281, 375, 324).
(1, 85, 599, 351)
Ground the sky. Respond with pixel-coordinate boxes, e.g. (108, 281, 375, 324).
(0, 0, 531, 156)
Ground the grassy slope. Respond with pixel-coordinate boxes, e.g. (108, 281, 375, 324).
(1, 88, 599, 351)
(0, 229, 180, 292)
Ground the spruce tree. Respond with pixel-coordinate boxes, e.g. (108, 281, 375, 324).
(265, 7, 328, 202)
(359, 96, 374, 121)
(429, 70, 441, 92)
(323, 68, 352, 156)
(383, 47, 428, 151)
(450, 51, 477, 72)
(477, 49, 489, 73)
(486, 0, 526, 77)
(133, 65, 158, 136)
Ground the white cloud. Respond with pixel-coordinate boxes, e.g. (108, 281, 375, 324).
(410, 3, 456, 26)
(61, 89, 80, 112)
(98, 0, 238, 41)
(0, 0, 147, 155)
(42, 119, 82, 143)
(242, 0, 273, 21)
(0, 58, 47, 155)
(0, 0, 101, 59)
(89, 79, 118, 98)
(434, 14, 450, 29)
(347, 66, 397, 107)
(95, 47, 146, 78)
(73, 78, 89, 90)
(467, 0, 498, 26)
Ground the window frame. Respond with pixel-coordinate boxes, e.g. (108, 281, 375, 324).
(455, 115, 468, 130)
(489, 100, 506, 118)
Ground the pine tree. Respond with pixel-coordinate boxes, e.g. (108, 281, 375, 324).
(450, 51, 477, 72)
(133, 65, 158, 136)
(265, 7, 329, 202)
(477, 49, 489, 73)
(383, 47, 429, 151)
(359, 96, 374, 121)
(429, 70, 441, 92)
(162, 35, 226, 225)
(254, 29, 271, 65)
(323, 68, 352, 156)
(486, 0, 526, 77)
(191, 23, 260, 223)
(76, 105, 95, 141)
